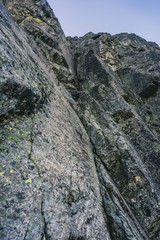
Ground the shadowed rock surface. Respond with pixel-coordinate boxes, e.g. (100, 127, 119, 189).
(0, 1, 160, 239)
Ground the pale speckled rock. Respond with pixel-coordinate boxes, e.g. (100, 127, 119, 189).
(0, 1, 109, 239)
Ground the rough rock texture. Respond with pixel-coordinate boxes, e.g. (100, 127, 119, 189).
(0, 1, 160, 240)
(68, 33, 160, 239)
(2, 0, 76, 91)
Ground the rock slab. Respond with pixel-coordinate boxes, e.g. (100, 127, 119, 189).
(0, 1, 160, 239)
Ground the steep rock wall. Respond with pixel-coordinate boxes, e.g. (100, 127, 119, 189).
(69, 33, 160, 239)
(0, 2, 109, 239)
(68, 33, 160, 240)
(0, 1, 160, 240)
(3, 0, 77, 91)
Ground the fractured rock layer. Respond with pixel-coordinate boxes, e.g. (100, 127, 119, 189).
(0, 1, 160, 239)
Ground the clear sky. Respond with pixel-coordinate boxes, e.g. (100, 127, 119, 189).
(47, 0, 160, 46)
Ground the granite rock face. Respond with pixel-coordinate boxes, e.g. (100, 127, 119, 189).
(68, 33, 160, 239)
(0, 1, 160, 240)
(3, 0, 76, 91)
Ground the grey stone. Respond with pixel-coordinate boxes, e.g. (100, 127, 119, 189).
(0, 0, 160, 239)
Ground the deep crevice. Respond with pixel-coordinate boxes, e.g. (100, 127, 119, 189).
(41, 199, 49, 240)
(23, 222, 30, 240)
(90, 140, 149, 240)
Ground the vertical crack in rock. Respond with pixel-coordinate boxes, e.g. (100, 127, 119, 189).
(28, 114, 35, 161)
(90, 139, 149, 240)
(25, 113, 48, 240)
(41, 199, 48, 240)
(23, 223, 30, 240)
(29, 114, 49, 240)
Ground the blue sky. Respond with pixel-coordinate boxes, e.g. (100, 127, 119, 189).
(47, 0, 160, 46)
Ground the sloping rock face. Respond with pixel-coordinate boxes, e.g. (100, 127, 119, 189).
(0, 1, 109, 240)
(0, 1, 160, 240)
(68, 33, 160, 239)
(2, 0, 76, 91)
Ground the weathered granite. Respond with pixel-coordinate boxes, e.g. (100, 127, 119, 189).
(68, 32, 160, 240)
(0, 2, 109, 239)
(2, 0, 76, 91)
(0, 0, 160, 239)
